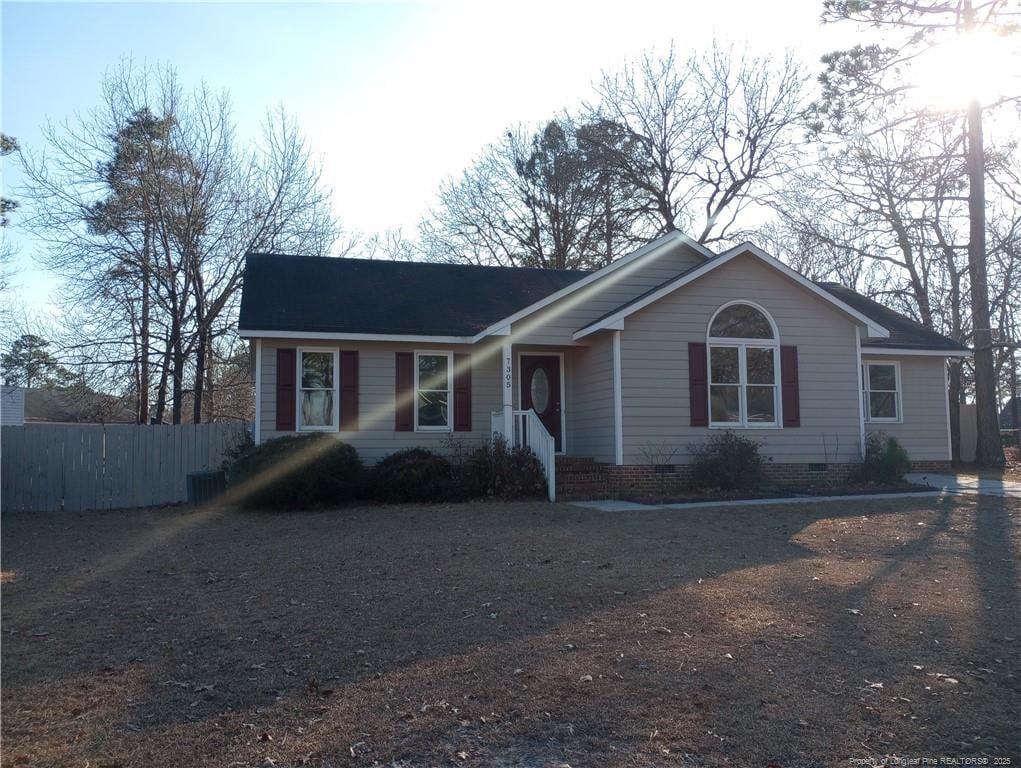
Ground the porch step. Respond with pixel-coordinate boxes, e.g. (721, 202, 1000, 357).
(555, 456, 609, 501)
(556, 472, 606, 483)
(557, 483, 610, 501)
(555, 456, 597, 469)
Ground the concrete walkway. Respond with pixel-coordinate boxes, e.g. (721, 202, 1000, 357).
(571, 490, 945, 513)
(570, 473, 1021, 512)
(905, 471, 1021, 500)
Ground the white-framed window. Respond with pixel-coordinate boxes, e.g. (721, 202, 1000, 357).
(862, 360, 901, 422)
(298, 348, 338, 431)
(707, 301, 780, 428)
(415, 351, 453, 431)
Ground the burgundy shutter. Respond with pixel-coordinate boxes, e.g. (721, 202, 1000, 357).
(276, 348, 296, 431)
(453, 353, 472, 432)
(340, 350, 359, 431)
(781, 345, 800, 427)
(688, 342, 708, 427)
(395, 352, 414, 431)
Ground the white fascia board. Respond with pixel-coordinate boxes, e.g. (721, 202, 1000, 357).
(239, 329, 476, 344)
(860, 346, 972, 358)
(573, 242, 890, 340)
(470, 230, 693, 343)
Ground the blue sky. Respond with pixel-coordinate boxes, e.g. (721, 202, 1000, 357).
(2, 1, 842, 314)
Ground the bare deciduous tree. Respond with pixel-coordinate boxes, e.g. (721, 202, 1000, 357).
(17, 62, 338, 423)
(422, 44, 806, 268)
(818, 0, 1020, 464)
(585, 43, 806, 245)
(421, 119, 623, 270)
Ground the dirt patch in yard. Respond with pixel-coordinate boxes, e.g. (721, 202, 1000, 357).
(2, 496, 1019, 767)
(954, 446, 1021, 482)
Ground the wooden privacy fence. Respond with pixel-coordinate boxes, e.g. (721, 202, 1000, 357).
(1, 422, 250, 513)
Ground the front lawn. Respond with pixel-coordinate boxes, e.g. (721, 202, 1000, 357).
(2, 496, 1019, 766)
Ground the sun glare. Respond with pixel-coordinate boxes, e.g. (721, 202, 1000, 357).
(911, 29, 1021, 111)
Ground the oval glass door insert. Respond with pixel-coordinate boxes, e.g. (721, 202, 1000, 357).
(530, 368, 550, 414)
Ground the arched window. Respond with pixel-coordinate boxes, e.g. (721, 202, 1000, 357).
(707, 302, 780, 427)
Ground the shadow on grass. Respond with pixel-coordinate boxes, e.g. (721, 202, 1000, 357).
(2, 496, 1018, 766)
(974, 492, 1020, 654)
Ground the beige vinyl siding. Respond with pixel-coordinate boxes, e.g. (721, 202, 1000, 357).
(512, 242, 705, 347)
(260, 338, 501, 463)
(864, 355, 950, 462)
(566, 337, 616, 463)
(619, 252, 863, 465)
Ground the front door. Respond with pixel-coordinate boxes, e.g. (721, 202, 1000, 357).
(520, 355, 562, 452)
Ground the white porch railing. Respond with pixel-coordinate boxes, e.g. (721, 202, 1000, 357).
(491, 409, 556, 502)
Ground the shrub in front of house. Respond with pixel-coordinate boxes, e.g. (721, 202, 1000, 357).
(227, 433, 364, 509)
(860, 432, 911, 483)
(372, 448, 459, 503)
(689, 431, 766, 491)
(463, 437, 547, 500)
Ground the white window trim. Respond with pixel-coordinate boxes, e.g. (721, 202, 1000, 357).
(706, 301, 782, 429)
(862, 359, 903, 424)
(296, 347, 339, 432)
(414, 350, 454, 432)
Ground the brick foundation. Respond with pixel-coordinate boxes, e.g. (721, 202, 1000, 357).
(556, 458, 951, 500)
(601, 463, 864, 498)
(906, 460, 952, 473)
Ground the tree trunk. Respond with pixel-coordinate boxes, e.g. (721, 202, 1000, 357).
(193, 328, 207, 424)
(154, 344, 170, 424)
(965, 96, 1004, 466)
(1012, 348, 1019, 448)
(170, 321, 184, 424)
(205, 342, 216, 422)
(138, 225, 151, 424)
(948, 271, 964, 463)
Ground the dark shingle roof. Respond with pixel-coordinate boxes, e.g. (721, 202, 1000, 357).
(23, 387, 135, 423)
(816, 283, 969, 351)
(239, 252, 969, 354)
(238, 254, 589, 336)
(577, 259, 708, 332)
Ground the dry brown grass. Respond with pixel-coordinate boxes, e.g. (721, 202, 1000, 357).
(2, 496, 1019, 767)
(954, 445, 1021, 481)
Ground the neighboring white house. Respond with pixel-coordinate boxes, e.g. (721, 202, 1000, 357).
(1, 386, 25, 426)
(238, 231, 970, 499)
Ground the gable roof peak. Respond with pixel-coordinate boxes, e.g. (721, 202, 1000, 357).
(574, 240, 891, 340)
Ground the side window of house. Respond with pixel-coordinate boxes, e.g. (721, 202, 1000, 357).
(416, 352, 452, 430)
(299, 349, 337, 429)
(707, 303, 779, 427)
(863, 361, 900, 422)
